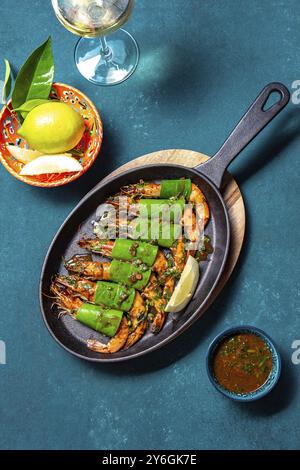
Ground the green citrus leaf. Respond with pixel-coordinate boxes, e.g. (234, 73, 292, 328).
(12, 37, 54, 109)
(13, 98, 51, 118)
(2, 59, 12, 103)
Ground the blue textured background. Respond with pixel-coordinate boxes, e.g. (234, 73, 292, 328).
(0, 0, 300, 450)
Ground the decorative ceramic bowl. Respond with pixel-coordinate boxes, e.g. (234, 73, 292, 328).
(0, 82, 103, 187)
(206, 325, 281, 402)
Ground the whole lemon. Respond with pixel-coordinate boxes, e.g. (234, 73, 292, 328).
(18, 102, 85, 154)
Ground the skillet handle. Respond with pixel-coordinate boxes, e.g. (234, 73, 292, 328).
(195, 82, 290, 188)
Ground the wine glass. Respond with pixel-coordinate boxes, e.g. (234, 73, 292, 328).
(52, 0, 139, 86)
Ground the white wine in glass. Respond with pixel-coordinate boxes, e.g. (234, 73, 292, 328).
(52, 0, 139, 86)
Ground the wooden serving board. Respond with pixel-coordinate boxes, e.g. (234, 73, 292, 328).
(103, 149, 246, 310)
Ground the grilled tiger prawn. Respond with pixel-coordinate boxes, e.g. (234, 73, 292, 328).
(78, 238, 175, 292)
(65, 254, 111, 280)
(53, 274, 147, 348)
(64, 254, 152, 292)
(87, 317, 129, 354)
(50, 283, 128, 353)
(64, 251, 174, 334)
(121, 180, 210, 227)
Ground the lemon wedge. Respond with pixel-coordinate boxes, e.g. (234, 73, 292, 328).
(20, 154, 83, 175)
(7, 145, 43, 164)
(165, 255, 200, 313)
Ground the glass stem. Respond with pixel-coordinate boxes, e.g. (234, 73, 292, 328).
(100, 36, 112, 62)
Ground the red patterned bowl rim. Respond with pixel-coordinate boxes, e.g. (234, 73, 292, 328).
(0, 82, 103, 188)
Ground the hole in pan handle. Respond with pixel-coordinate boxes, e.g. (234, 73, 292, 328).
(196, 82, 290, 189)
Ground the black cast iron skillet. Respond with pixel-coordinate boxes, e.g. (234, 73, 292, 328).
(40, 82, 290, 362)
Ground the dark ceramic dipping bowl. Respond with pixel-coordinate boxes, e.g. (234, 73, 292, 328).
(206, 326, 281, 402)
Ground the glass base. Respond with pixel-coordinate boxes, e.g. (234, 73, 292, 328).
(74, 29, 139, 86)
